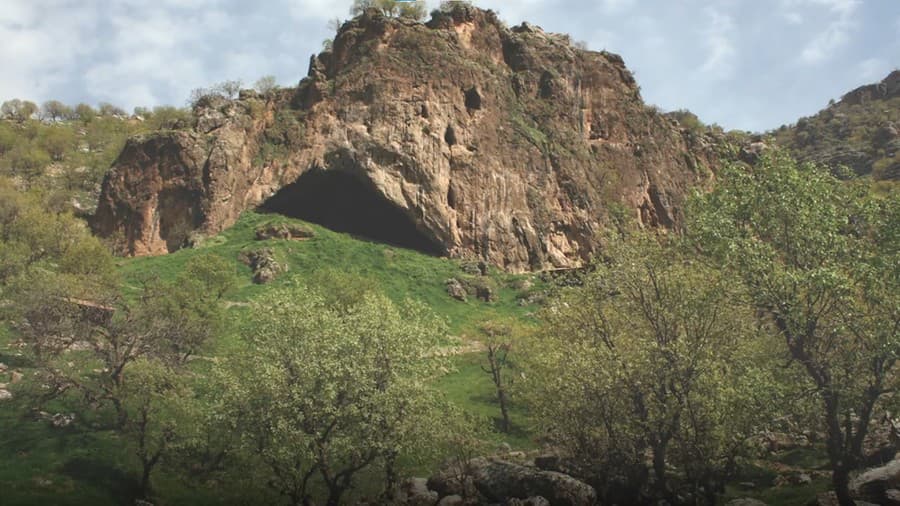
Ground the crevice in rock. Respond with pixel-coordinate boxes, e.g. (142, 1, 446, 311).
(464, 87, 482, 111)
(260, 167, 446, 256)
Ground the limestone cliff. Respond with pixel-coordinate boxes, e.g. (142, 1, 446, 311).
(93, 6, 718, 272)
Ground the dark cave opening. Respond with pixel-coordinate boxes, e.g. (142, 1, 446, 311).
(260, 168, 446, 256)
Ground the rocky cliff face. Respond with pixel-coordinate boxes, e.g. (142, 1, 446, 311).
(93, 6, 718, 272)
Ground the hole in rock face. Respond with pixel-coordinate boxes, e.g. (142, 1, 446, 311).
(444, 125, 457, 146)
(464, 87, 482, 110)
(260, 168, 446, 255)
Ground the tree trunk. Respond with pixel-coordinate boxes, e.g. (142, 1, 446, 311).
(652, 443, 669, 501)
(497, 386, 511, 433)
(823, 393, 854, 506)
(139, 460, 153, 500)
(325, 486, 344, 506)
(833, 465, 853, 506)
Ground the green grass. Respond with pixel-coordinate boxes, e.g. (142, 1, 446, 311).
(436, 354, 536, 450)
(119, 211, 541, 339)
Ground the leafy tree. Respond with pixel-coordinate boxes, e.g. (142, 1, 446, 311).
(351, 0, 426, 20)
(98, 102, 127, 117)
(688, 151, 900, 505)
(254, 75, 279, 95)
(523, 232, 779, 504)
(218, 287, 458, 506)
(1, 189, 234, 499)
(38, 125, 76, 161)
(120, 358, 196, 498)
(40, 100, 73, 122)
(74, 103, 97, 122)
(147, 106, 191, 130)
(0, 122, 16, 156)
(1, 99, 38, 121)
(4, 143, 52, 180)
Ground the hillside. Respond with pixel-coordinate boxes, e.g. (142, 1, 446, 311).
(773, 70, 900, 180)
(92, 5, 720, 272)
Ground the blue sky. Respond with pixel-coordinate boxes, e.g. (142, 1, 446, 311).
(0, 0, 897, 132)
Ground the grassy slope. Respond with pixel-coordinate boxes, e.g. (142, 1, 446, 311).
(0, 211, 544, 505)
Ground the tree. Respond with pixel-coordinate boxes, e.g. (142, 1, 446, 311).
(38, 125, 76, 161)
(688, 151, 900, 506)
(97, 102, 126, 117)
(351, 0, 426, 20)
(40, 100, 73, 122)
(478, 319, 516, 433)
(120, 358, 195, 498)
(218, 287, 457, 506)
(74, 103, 97, 122)
(523, 232, 779, 504)
(254, 75, 279, 95)
(1, 99, 38, 122)
(3, 196, 234, 500)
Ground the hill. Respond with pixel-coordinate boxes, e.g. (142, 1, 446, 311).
(773, 70, 900, 181)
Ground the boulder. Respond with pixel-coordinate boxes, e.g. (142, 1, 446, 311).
(400, 477, 438, 506)
(471, 459, 596, 506)
(255, 222, 314, 241)
(11, 370, 23, 384)
(437, 495, 464, 506)
(851, 457, 900, 504)
(238, 248, 285, 284)
(0, 388, 11, 401)
(446, 278, 468, 302)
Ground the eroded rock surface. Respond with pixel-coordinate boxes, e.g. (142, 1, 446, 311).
(94, 6, 718, 271)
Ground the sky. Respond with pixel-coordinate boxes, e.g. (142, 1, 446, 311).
(0, 0, 897, 132)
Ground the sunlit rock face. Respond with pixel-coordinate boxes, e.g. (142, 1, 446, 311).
(93, 6, 718, 272)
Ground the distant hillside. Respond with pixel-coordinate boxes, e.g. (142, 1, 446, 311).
(773, 70, 900, 180)
(0, 105, 191, 214)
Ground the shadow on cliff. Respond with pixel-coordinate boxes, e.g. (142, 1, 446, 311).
(260, 168, 446, 256)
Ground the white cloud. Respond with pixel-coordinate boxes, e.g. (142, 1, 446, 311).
(792, 0, 860, 64)
(698, 7, 737, 80)
(598, 0, 635, 14)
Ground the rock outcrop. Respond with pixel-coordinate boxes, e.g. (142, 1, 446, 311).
(93, 6, 718, 271)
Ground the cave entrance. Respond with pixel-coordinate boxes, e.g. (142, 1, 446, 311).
(260, 168, 445, 256)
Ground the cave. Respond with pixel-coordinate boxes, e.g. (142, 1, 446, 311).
(260, 168, 446, 255)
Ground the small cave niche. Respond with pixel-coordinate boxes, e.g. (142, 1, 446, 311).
(464, 87, 482, 111)
(260, 168, 445, 256)
(444, 125, 458, 146)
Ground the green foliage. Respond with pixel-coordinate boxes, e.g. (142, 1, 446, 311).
(522, 232, 781, 504)
(688, 151, 900, 503)
(351, 0, 427, 20)
(1, 99, 38, 121)
(0, 100, 192, 211)
(216, 287, 461, 505)
(254, 75, 279, 95)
